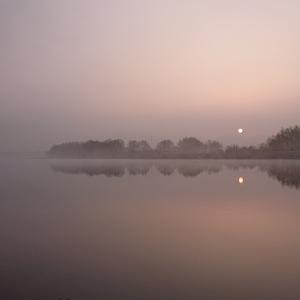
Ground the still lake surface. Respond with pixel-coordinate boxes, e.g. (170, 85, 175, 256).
(1, 158, 300, 300)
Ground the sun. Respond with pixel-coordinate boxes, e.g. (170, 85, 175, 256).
(238, 128, 244, 134)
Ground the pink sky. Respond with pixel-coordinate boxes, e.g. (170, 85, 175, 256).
(0, 0, 299, 151)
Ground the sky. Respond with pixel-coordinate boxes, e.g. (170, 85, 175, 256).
(0, 0, 299, 151)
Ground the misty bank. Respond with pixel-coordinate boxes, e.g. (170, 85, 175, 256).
(48, 126, 300, 159)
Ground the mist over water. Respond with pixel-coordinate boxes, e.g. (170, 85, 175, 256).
(1, 158, 300, 300)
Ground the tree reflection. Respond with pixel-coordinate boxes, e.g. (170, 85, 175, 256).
(127, 164, 151, 176)
(177, 165, 204, 177)
(266, 165, 300, 189)
(51, 160, 300, 189)
(156, 164, 176, 176)
(51, 164, 125, 177)
(226, 161, 300, 189)
(51, 161, 222, 178)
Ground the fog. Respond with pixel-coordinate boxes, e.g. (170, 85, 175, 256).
(1, 0, 300, 151)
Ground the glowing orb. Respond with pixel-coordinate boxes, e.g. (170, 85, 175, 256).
(238, 128, 244, 134)
(238, 177, 244, 184)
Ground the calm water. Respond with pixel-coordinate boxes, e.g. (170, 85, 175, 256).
(1, 159, 300, 300)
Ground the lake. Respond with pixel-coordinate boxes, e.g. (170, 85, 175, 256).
(1, 158, 300, 300)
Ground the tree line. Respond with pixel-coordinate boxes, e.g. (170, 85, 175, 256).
(48, 125, 300, 159)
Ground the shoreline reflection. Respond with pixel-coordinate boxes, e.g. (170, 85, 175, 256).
(51, 160, 300, 189)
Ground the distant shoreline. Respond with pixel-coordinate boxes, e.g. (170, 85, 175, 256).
(48, 125, 300, 159)
(47, 155, 300, 160)
(0, 152, 47, 159)
(2, 153, 300, 160)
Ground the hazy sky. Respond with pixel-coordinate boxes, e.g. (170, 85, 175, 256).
(1, 0, 299, 151)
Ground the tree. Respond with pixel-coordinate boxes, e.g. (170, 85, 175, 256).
(266, 126, 300, 152)
(156, 139, 176, 152)
(128, 140, 139, 152)
(206, 140, 223, 153)
(127, 140, 152, 152)
(177, 137, 205, 153)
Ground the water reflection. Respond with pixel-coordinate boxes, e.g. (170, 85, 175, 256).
(227, 161, 300, 190)
(51, 160, 223, 178)
(238, 177, 245, 184)
(51, 160, 300, 189)
(1, 158, 300, 300)
(266, 164, 300, 189)
(127, 163, 151, 176)
(156, 164, 175, 176)
(51, 163, 126, 177)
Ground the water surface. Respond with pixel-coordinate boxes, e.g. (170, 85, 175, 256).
(1, 159, 300, 300)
